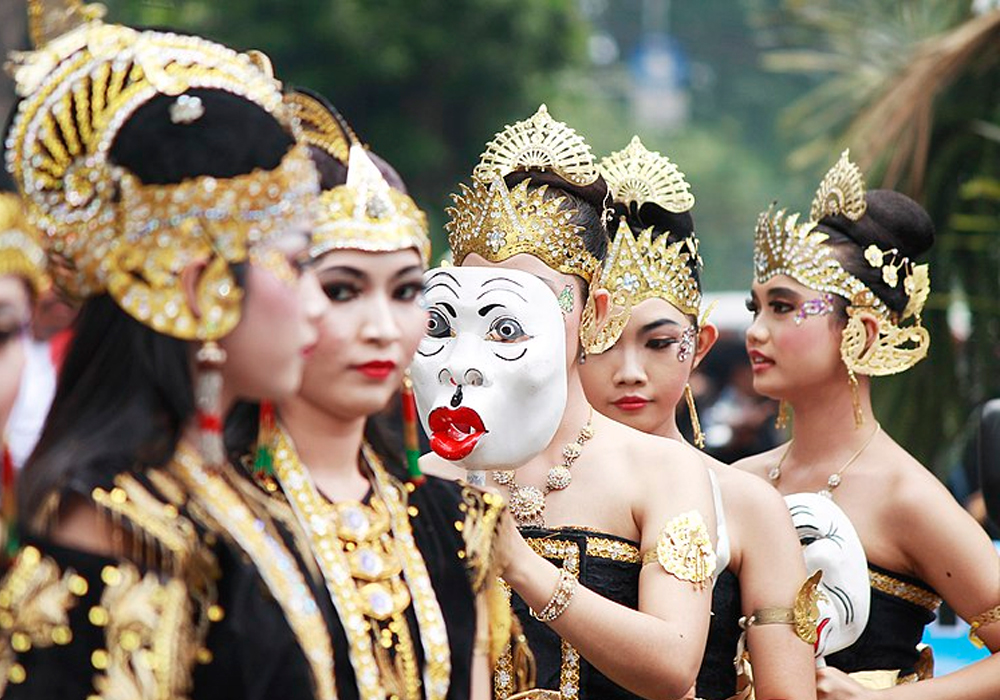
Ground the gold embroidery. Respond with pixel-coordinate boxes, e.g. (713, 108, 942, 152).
(91, 563, 194, 700)
(869, 569, 940, 613)
(0, 546, 82, 694)
(171, 444, 336, 700)
(641, 510, 716, 586)
(459, 487, 506, 592)
(585, 537, 640, 563)
(528, 539, 582, 700)
(270, 428, 451, 700)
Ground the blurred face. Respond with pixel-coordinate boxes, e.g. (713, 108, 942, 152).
(580, 297, 699, 436)
(31, 288, 76, 341)
(220, 232, 323, 401)
(0, 275, 32, 431)
(410, 266, 567, 469)
(745, 275, 845, 401)
(785, 493, 871, 658)
(296, 248, 426, 421)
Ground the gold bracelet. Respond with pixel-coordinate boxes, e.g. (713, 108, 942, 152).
(969, 602, 1000, 648)
(530, 567, 577, 623)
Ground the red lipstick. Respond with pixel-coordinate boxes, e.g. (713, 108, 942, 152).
(748, 350, 774, 373)
(427, 406, 487, 461)
(612, 395, 650, 412)
(354, 360, 397, 380)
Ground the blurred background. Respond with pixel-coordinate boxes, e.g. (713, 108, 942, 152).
(1, 0, 999, 490)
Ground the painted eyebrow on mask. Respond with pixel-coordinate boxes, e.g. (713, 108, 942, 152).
(477, 276, 528, 302)
(478, 303, 505, 317)
(438, 302, 457, 318)
(425, 270, 461, 298)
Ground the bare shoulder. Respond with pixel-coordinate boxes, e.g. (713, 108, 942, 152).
(731, 443, 787, 481)
(593, 413, 705, 482)
(418, 451, 466, 481)
(715, 463, 789, 520)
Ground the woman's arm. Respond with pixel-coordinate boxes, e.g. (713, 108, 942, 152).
(470, 591, 492, 700)
(500, 446, 716, 700)
(817, 472, 1000, 700)
(731, 472, 817, 700)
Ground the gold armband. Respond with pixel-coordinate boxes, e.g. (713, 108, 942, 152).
(739, 570, 823, 645)
(641, 510, 716, 586)
(969, 602, 1000, 648)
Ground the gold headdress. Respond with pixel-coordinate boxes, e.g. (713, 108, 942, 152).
(581, 220, 701, 354)
(600, 136, 695, 213)
(753, 150, 930, 381)
(0, 193, 49, 294)
(447, 105, 602, 281)
(580, 137, 700, 353)
(289, 90, 431, 264)
(5, 0, 317, 340)
(313, 144, 431, 264)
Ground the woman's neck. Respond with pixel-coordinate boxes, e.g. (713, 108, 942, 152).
(515, 373, 595, 483)
(786, 373, 876, 467)
(277, 395, 370, 500)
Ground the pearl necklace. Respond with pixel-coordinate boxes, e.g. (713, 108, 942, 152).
(493, 410, 594, 527)
(769, 423, 881, 499)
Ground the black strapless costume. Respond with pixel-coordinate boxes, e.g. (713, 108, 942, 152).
(695, 569, 743, 699)
(494, 526, 643, 700)
(825, 563, 940, 676)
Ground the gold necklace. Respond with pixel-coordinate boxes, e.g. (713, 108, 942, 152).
(493, 410, 594, 527)
(768, 423, 881, 499)
(271, 428, 452, 700)
(171, 442, 337, 700)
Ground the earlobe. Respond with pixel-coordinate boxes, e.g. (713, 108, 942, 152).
(692, 323, 719, 370)
(180, 257, 211, 320)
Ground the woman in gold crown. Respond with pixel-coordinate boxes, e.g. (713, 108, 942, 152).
(737, 151, 1000, 699)
(226, 88, 508, 700)
(425, 105, 719, 700)
(577, 137, 816, 700)
(0, 192, 48, 558)
(0, 3, 342, 698)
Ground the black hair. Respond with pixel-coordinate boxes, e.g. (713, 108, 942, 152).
(815, 189, 934, 315)
(19, 88, 295, 524)
(611, 200, 701, 292)
(505, 170, 609, 264)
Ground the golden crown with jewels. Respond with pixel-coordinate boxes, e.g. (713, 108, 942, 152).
(0, 193, 49, 294)
(580, 137, 701, 353)
(5, 0, 318, 341)
(581, 218, 701, 354)
(753, 150, 930, 376)
(447, 105, 602, 281)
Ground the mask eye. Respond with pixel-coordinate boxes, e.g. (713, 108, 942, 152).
(486, 316, 528, 343)
(426, 308, 453, 338)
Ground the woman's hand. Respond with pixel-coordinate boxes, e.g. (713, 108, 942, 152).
(816, 667, 874, 700)
(494, 508, 526, 578)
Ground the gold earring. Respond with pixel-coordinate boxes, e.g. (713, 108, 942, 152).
(685, 384, 705, 450)
(848, 368, 864, 428)
(775, 400, 791, 431)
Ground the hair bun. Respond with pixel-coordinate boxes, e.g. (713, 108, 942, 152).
(820, 189, 934, 260)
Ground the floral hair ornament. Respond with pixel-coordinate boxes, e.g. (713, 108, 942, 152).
(0, 193, 49, 295)
(447, 105, 602, 282)
(6, 0, 318, 341)
(580, 137, 701, 355)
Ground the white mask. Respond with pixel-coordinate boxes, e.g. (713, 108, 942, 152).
(785, 493, 871, 659)
(411, 266, 567, 470)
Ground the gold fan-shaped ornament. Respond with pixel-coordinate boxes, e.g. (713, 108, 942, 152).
(810, 149, 867, 222)
(600, 136, 694, 213)
(286, 90, 356, 165)
(473, 105, 600, 187)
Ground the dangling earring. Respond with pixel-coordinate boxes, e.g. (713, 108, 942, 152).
(848, 368, 864, 428)
(775, 400, 791, 431)
(578, 347, 587, 365)
(401, 371, 425, 486)
(685, 384, 705, 450)
(195, 341, 227, 466)
(251, 401, 279, 492)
